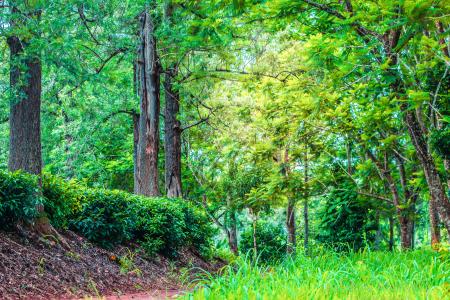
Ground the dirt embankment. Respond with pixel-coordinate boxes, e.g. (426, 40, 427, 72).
(0, 230, 222, 299)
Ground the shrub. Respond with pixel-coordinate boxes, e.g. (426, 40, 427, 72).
(317, 183, 377, 251)
(3, 170, 215, 258)
(0, 170, 41, 228)
(131, 197, 187, 258)
(179, 202, 215, 257)
(240, 220, 287, 263)
(71, 189, 134, 249)
(42, 173, 84, 229)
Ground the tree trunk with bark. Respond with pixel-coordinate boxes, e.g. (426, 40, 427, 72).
(164, 66, 182, 198)
(283, 149, 297, 254)
(227, 208, 239, 256)
(133, 112, 140, 193)
(7, 36, 42, 178)
(394, 154, 416, 248)
(303, 150, 309, 255)
(7, 5, 46, 231)
(374, 213, 382, 250)
(135, 10, 160, 196)
(7, 5, 70, 249)
(429, 199, 441, 246)
(286, 198, 296, 254)
(403, 107, 450, 240)
(162, 1, 182, 198)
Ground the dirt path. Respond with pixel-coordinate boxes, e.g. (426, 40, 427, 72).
(82, 289, 183, 300)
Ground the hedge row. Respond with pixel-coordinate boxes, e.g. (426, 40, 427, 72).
(0, 170, 214, 258)
(0, 170, 42, 228)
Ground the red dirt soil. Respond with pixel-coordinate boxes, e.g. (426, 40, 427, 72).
(0, 230, 220, 299)
(83, 290, 182, 300)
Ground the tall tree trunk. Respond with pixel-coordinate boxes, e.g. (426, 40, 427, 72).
(429, 200, 441, 246)
(133, 112, 140, 193)
(303, 199, 309, 254)
(7, 36, 42, 178)
(395, 154, 415, 248)
(410, 203, 415, 249)
(7, 5, 69, 249)
(136, 10, 160, 196)
(201, 195, 238, 255)
(387, 24, 450, 242)
(403, 107, 450, 240)
(163, 1, 182, 198)
(286, 198, 296, 254)
(164, 66, 182, 198)
(7, 4, 44, 230)
(437, 22, 450, 190)
(283, 149, 296, 254)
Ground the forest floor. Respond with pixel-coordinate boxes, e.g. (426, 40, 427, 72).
(0, 230, 222, 299)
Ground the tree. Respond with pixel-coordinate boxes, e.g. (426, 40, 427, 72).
(7, 1, 42, 177)
(135, 9, 161, 196)
(163, 1, 182, 198)
(238, 0, 450, 244)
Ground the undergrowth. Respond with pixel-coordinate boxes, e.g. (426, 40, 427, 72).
(0, 170, 214, 258)
(186, 249, 450, 300)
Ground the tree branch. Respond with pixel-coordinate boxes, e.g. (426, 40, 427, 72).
(356, 191, 393, 205)
(300, 0, 383, 42)
(182, 117, 210, 132)
(78, 4, 101, 45)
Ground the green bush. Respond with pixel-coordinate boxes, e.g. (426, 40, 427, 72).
(0, 170, 41, 228)
(131, 197, 187, 258)
(70, 192, 215, 257)
(42, 173, 84, 229)
(0, 170, 214, 258)
(317, 183, 377, 251)
(180, 202, 215, 257)
(240, 220, 287, 263)
(71, 189, 134, 249)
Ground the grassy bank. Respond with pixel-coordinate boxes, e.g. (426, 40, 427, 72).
(187, 250, 450, 300)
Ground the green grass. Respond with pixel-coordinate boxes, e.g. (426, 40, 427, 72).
(186, 250, 450, 300)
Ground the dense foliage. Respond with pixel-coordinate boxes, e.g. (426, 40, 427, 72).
(0, 170, 42, 228)
(1, 170, 213, 258)
(240, 220, 287, 262)
(317, 184, 377, 251)
(0, 3, 449, 298)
